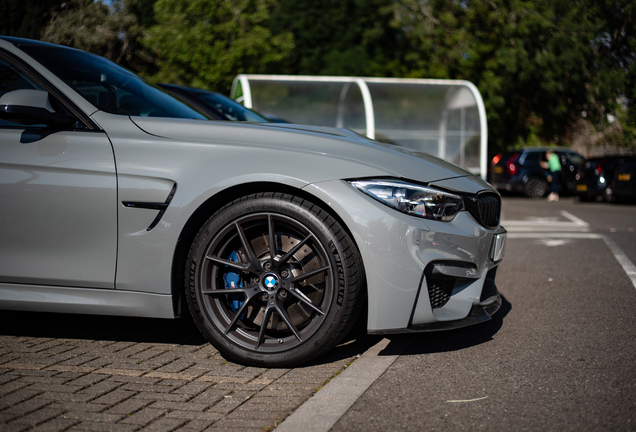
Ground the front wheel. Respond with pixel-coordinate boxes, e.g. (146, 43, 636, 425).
(185, 193, 363, 367)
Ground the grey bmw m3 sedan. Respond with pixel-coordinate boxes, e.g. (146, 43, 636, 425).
(0, 37, 507, 367)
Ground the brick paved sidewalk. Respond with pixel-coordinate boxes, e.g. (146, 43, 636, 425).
(0, 310, 376, 432)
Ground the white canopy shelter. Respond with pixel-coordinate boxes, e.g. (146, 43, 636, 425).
(231, 75, 488, 179)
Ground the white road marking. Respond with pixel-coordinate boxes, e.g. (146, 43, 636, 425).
(560, 210, 588, 226)
(602, 236, 636, 290)
(503, 212, 636, 290)
(539, 239, 571, 247)
(507, 233, 602, 239)
(503, 211, 590, 233)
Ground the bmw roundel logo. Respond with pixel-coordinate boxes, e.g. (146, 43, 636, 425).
(264, 275, 278, 290)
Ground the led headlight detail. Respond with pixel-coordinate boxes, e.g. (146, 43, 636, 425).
(350, 180, 464, 221)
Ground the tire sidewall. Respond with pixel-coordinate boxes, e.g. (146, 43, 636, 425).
(186, 194, 356, 367)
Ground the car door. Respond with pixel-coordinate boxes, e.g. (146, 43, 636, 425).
(0, 53, 117, 289)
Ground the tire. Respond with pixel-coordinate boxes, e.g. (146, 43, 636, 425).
(185, 192, 363, 367)
(524, 177, 548, 198)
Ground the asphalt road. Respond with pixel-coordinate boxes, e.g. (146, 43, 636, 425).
(325, 197, 636, 431)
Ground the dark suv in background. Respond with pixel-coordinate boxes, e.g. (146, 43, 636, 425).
(489, 147, 585, 198)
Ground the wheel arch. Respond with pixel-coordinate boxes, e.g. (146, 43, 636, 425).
(170, 181, 367, 319)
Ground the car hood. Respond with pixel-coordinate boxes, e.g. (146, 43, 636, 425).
(131, 117, 486, 188)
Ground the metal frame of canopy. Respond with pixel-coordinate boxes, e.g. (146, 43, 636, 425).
(231, 75, 488, 179)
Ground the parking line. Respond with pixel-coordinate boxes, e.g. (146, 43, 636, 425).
(503, 213, 636, 290)
(560, 210, 588, 226)
(507, 233, 602, 239)
(275, 337, 410, 432)
(602, 235, 636, 290)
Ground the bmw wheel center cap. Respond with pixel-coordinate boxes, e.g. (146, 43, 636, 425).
(263, 274, 279, 290)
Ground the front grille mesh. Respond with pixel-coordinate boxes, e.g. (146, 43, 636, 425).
(465, 192, 501, 229)
(427, 278, 454, 309)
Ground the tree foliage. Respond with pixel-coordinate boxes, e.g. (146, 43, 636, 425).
(386, 0, 635, 151)
(40, 0, 156, 74)
(3, 0, 635, 152)
(0, 0, 68, 40)
(145, 0, 293, 92)
(268, 0, 401, 77)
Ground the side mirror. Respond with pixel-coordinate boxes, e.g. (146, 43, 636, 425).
(0, 89, 78, 130)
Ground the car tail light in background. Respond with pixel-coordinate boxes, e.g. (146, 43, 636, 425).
(506, 152, 519, 175)
(492, 154, 501, 165)
(595, 159, 606, 176)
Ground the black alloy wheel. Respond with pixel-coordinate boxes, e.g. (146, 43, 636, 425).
(185, 193, 363, 367)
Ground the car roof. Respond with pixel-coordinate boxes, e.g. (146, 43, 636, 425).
(1, 36, 75, 50)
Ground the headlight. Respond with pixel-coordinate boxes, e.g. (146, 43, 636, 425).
(350, 179, 464, 221)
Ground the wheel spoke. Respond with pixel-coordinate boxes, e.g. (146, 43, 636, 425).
(202, 286, 252, 295)
(267, 215, 277, 261)
(205, 255, 249, 271)
(224, 296, 253, 334)
(270, 312, 280, 330)
(235, 222, 259, 267)
(277, 234, 312, 265)
(256, 307, 273, 350)
(289, 288, 324, 316)
(289, 265, 330, 283)
(275, 301, 302, 341)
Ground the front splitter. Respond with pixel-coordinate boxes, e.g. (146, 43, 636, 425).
(368, 296, 502, 335)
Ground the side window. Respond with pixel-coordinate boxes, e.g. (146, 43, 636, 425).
(521, 152, 541, 166)
(0, 59, 44, 128)
(0, 58, 40, 96)
(0, 56, 77, 130)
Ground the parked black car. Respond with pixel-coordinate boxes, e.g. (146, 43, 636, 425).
(575, 156, 631, 202)
(610, 157, 636, 202)
(157, 83, 269, 122)
(489, 147, 585, 198)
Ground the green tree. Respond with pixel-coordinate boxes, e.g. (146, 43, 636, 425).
(268, 0, 401, 77)
(40, 0, 157, 74)
(0, 0, 68, 39)
(145, 0, 294, 92)
(388, 0, 635, 153)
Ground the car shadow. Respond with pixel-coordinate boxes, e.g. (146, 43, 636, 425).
(0, 309, 208, 346)
(380, 294, 512, 357)
(0, 295, 511, 365)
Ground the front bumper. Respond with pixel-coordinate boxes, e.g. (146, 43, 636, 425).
(304, 179, 506, 333)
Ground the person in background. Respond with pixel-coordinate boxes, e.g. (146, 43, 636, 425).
(541, 150, 562, 201)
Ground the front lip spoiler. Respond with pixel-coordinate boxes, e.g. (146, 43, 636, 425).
(368, 296, 502, 335)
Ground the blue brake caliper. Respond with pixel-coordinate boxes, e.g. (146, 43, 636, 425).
(223, 250, 244, 313)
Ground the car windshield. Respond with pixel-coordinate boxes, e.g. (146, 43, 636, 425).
(19, 46, 206, 119)
(191, 90, 268, 122)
